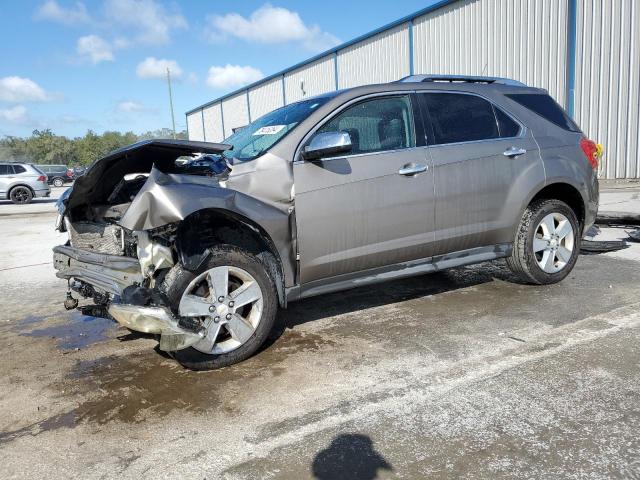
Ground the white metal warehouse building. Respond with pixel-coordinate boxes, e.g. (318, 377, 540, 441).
(186, 0, 640, 179)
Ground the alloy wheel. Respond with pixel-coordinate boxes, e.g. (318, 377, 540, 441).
(533, 212, 575, 273)
(10, 187, 31, 204)
(178, 265, 264, 354)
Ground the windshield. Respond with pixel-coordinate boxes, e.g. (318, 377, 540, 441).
(222, 96, 333, 162)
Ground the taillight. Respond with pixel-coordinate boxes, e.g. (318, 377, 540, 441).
(66, 170, 73, 177)
(580, 137, 599, 170)
(37, 175, 46, 182)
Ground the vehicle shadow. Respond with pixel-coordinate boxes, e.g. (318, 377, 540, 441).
(311, 433, 392, 480)
(267, 260, 520, 347)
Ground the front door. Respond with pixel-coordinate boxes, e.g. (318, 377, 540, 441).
(294, 94, 436, 284)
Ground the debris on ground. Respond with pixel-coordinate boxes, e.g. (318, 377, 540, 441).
(583, 224, 601, 240)
(595, 211, 640, 226)
(580, 239, 629, 255)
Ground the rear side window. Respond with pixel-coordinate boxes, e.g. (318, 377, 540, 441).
(423, 93, 500, 145)
(317, 96, 416, 155)
(13, 165, 26, 174)
(506, 93, 580, 132)
(0, 165, 9, 175)
(495, 108, 521, 137)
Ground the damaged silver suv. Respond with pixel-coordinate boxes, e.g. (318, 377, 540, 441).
(54, 75, 599, 370)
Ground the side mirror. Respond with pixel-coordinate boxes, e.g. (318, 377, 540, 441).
(302, 131, 352, 161)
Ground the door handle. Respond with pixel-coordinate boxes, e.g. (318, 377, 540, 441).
(503, 147, 527, 158)
(398, 163, 428, 176)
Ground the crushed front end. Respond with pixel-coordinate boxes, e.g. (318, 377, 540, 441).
(53, 140, 235, 351)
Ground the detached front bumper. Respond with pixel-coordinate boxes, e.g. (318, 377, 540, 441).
(108, 304, 204, 351)
(53, 245, 143, 296)
(53, 245, 203, 351)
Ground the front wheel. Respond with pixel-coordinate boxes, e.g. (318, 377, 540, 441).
(53, 177, 64, 187)
(163, 245, 278, 370)
(507, 199, 581, 284)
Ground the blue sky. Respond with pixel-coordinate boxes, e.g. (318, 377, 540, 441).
(0, 0, 437, 138)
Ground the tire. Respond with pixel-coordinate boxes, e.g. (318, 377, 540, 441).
(53, 177, 64, 187)
(163, 245, 278, 370)
(9, 186, 33, 205)
(507, 199, 581, 285)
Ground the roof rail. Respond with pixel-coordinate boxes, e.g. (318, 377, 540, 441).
(397, 74, 526, 87)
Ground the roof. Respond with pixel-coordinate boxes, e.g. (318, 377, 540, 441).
(397, 75, 527, 86)
(186, 0, 460, 115)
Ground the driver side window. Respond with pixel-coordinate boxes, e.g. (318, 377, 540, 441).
(317, 95, 415, 156)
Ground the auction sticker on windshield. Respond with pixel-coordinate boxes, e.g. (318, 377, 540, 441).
(253, 125, 286, 135)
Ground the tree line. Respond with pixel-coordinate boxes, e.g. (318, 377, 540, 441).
(0, 128, 187, 166)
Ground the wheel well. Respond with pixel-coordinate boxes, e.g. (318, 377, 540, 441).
(529, 183, 585, 225)
(174, 209, 286, 307)
(8, 184, 34, 196)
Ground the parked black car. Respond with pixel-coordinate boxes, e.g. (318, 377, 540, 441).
(36, 165, 74, 187)
(72, 166, 86, 177)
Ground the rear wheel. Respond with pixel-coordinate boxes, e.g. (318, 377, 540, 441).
(9, 186, 33, 205)
(164, 245, 278, 370)
(53, 177, 64, 187)
(507, 199, 581, 284)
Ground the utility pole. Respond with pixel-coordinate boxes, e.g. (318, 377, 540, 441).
(166, 67, 176, 139)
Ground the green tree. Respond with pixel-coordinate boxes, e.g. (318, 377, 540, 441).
(0, 127, 190, 166)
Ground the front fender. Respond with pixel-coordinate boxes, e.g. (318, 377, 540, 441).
(119, 167, 295, 286)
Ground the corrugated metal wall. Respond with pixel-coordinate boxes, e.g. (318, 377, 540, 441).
(186, 110, 204, 141)
(413, 0, 568, 107)
(575, 0, 640, 179)
(221, 92, 249, 138)
(202, 103, 223, 142)
(186, 0, 639, 178)
(337, 23, 410, 88)
(284, 56, 336, 104)
(248, 77, 285, 121)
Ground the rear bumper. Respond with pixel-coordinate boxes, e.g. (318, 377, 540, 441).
(34, 188, 51, 198)
(584, 176, 599, 232)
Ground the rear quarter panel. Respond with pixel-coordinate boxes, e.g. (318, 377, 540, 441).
(496, 91, 598, 229)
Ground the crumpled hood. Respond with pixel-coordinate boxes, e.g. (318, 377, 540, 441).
(64, 139, 231, 211)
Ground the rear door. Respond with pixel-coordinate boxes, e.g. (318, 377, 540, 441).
(419, 91, 543, 255)
(294, 93, 436, 284)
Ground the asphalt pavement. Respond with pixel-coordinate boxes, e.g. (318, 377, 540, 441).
(0, 182, 639, 479)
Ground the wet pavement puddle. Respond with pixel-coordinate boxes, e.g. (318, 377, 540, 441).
(17, 311, 115, 349)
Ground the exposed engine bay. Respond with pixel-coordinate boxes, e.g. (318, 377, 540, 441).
(53, 139, 291, 353)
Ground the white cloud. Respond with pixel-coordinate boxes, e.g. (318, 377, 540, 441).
(116, 100, 151, 113)
(206, 65, 264, 89)
(35, 0, 91, 25)
(76, 35, 114, 63)
(136, 57, 183, 79)
(187, 72, 198, 85)
(0, 76, 49, 103)
(206, 4, 340, 52)
(104, 0, 187, 46)
(0, 105, 29, 124)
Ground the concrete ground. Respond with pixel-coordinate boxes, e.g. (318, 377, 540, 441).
(0, 183, 639, 479)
